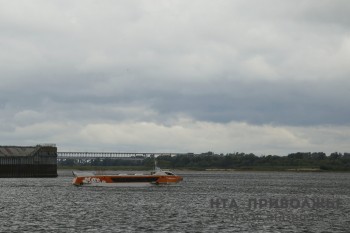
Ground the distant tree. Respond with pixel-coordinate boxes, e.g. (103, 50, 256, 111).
(329, 152, 342, 160)
(312, 152, 326, 160)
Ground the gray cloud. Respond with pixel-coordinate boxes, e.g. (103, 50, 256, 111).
(1, 0, 350, 153)
(2, 74, 349, 130)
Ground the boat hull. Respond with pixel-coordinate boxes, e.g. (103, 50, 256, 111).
(72, 174, 183, 186)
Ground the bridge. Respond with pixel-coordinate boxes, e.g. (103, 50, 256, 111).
(57, 152, 178, 161)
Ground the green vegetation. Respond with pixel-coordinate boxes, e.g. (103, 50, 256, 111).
(58, 152, 350, 171)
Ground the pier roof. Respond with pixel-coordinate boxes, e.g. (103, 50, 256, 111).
(0, 146, 38, 157)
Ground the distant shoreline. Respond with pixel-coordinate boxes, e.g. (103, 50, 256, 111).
(58, 166, 350, 172)
(58, 152, 350, 172)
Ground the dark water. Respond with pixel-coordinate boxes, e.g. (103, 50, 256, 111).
(0, 171, 349, 232)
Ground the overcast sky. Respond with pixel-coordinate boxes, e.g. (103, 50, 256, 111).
(1, 0, 350, 155)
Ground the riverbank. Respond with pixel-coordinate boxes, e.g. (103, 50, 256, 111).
(58, 165, 350, 172)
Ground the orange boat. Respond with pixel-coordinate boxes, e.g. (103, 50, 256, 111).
(72, 169, 183, 186)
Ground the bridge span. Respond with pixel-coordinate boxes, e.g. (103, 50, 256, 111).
(57, 152, 178, 160)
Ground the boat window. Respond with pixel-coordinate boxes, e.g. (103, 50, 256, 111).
(111, 177, 158, 183)
(165, 172, 175, 176)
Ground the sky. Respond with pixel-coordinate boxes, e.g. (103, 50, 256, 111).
(1, 0, 350, 155)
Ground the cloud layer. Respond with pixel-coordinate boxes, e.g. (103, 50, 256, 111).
(1, 0, 349, 154)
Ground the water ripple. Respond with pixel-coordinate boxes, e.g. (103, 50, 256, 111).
(0, 171, 349, 232)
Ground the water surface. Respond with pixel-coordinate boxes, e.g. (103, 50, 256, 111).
(0, 171, 349, 232)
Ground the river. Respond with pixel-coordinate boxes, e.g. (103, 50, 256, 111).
(0, 170, 349, 232)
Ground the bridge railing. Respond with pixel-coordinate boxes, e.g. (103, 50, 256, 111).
(57, 152, 177, 160)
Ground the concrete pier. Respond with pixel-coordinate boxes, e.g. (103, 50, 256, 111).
(0, 145, 57, 178)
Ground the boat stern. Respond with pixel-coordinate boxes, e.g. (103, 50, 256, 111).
(72, 177, 84, 186)
(156, 175, 183, 184)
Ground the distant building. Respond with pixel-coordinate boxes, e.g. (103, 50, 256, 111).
(0, 144, 57, 177)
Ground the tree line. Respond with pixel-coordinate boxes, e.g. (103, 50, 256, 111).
(58, 151, 350, 171)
